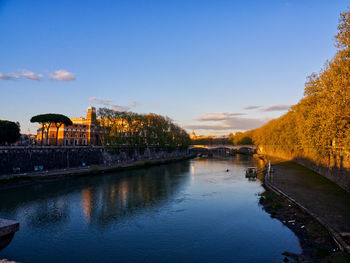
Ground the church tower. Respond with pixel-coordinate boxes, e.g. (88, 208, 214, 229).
(87, 107, 96, 121)
(190, 130, 196, 140)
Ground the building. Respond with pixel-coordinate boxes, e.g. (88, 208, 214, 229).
(36, 107, 102, 146)
(15, 134, 37, 146)
(190, 130, 230, 145)
(190, 131, 196, 140)
(190, 130, 215, 140)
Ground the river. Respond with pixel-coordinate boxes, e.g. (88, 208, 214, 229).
(0, 155, 300, 262)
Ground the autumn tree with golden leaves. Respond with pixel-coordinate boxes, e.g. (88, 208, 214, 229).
(234, 9, 350, 169)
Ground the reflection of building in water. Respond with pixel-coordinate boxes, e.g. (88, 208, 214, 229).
(79, 163, 190, 227)
(119, 181, 129, 208)
(190, 162, 195, 181)
(81, 188, 93, 223)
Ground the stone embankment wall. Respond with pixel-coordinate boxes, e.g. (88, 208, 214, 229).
(0, 146, 189, 175)
(258, 146, 350, 192)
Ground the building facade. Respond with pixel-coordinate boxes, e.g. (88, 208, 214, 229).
(36, 107, 102, 146)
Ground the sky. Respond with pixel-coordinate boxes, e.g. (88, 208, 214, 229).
(0, 0, 348, 135)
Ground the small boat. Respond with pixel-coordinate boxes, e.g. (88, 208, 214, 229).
(245, 167, 258, 178)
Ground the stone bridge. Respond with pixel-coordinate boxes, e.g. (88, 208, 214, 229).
(189, 145, 258, 155)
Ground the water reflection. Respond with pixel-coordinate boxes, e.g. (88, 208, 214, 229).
(0, 162, 190, 230)
(0, 157, 300, 263)
(27, 199, 70, 227)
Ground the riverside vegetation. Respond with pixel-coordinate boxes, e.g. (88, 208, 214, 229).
(97, 108, 191, 149)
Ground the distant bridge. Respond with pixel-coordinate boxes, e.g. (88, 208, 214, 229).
(189, 145, 258, 154)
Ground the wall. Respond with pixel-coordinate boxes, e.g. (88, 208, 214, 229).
(0, 146, 189, 175)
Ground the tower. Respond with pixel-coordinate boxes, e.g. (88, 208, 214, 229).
(190, 130, 196, 140)
(87, 107, 96, 121)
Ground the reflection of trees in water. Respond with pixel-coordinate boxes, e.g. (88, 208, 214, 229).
(0, 187, 73, 231)
(80, 162, 191, 227)
(194, 154, 257, 166)
(230, 154, 265, 168)
(0, 161, 190, 230)
(192, 155, 265, 183)
(26, 199, 70, 229)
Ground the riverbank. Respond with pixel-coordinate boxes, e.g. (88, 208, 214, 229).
(256, 155, 350, 262)
(260, 188, 350, 262)
(0, 154, 195, 190)
(256, 147, 350, 192)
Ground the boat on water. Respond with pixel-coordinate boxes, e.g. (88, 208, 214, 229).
(245, 167, 258, 178)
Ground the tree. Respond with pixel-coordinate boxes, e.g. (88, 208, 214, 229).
(96, 107, 191, 149)
(239, 9, 350, 169)
(51, 115, 73, 145)
(30, 114, 72, 146)
(0, 120, 20, 145)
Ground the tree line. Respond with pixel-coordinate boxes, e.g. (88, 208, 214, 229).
(231, 9, 350, 166)
(191, 137, 233, 145)
(97, 108, 191, 149)
(1, 110, 190, 148)
(227, 132, 254, 145)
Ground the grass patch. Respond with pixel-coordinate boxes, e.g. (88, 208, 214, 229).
(292, 203, 302, 212)
(316, 246, 330, 258)
(0, 175, 37, 184)
(306, 223, 328, 239)
(328, 252, 350, 263)
(271, 203, 283, 210)
(143, 160, 153, 167)
(89, 165, 100, 174)
(265, 194, 279, 201)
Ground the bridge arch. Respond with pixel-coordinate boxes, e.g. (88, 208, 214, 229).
(189, 145, 257, 154)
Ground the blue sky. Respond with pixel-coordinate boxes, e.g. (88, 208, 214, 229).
(0, 0, 348, 135)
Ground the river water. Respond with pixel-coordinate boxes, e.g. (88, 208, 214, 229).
(0, 156, 300, 263)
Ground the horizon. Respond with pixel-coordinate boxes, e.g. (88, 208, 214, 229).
(1, 0, 348, 136)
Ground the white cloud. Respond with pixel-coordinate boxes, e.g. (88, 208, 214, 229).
(50, 70, 75, 81)
(243, 105, 261, 110)
(185, 123, 232, 131)
(0, 72, 13, 80)
(1, 70, 42, 81)
(262, 104, 291, 112)
(129, 100, 139, 107)
(189, 111, 267, 132)
(12, 70, 42, 81)
(223, 117, 266, 130)
(1, 69, 75, 82)
(196, 112, 245, 121)
(89, 97, 139, 112)
(186, 117, 267, 131)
